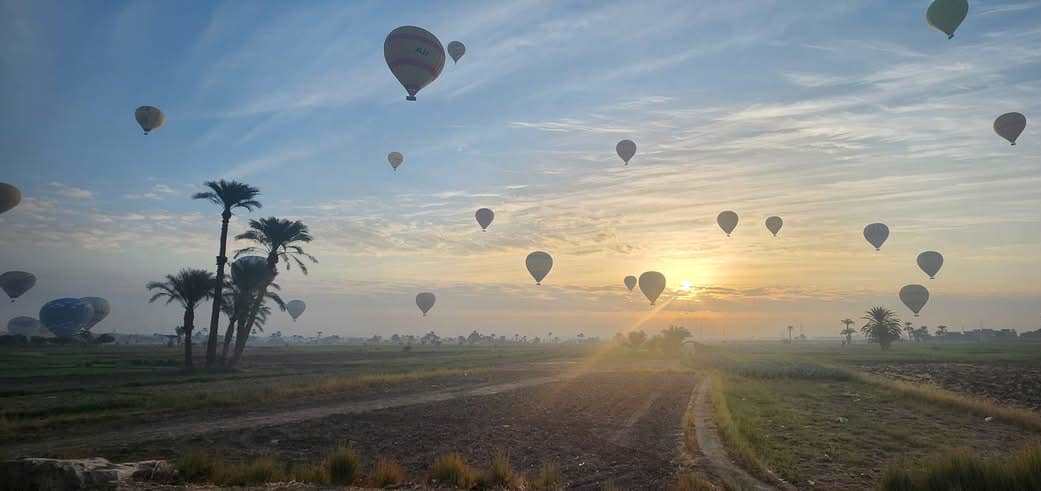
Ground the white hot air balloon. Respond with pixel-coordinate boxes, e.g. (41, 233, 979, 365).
(134, 106, 165, 135)
(994, 112, 1027, 146)
(384, 26, 446, 101)
(864, 223, 890, 251)
(616, 140, 636, 165)
(287, 300, 306, 321)
(765, 216, 783, 237)
(623, 275, 637, 292)
(416, 292, 436, 316)
(917, 251, 944, 279)
(926, 0, 969, 39)
(475, 208, 494, 231)
(899, 284, 930, 317)
(638, 271, 666, 306)
(717, 211, 739, 237)
(388, 152, 404, 171)
(526, 251, 553, 285)
(0, 183, 21, 215)
(447, 41, 465, 63)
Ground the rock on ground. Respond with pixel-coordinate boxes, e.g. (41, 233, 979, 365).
(0, 457, 176, 490)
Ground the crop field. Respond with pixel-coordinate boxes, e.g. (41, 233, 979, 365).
(3, 341, 1041, 489)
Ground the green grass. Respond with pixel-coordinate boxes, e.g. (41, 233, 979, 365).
(880, 443, 1041, 490)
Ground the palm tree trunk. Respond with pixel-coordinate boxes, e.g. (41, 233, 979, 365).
(229, 286, 266, 368)
(220, 314, 236, 364)
(205, 211, 232, 368)
(183, 309, 195, 371)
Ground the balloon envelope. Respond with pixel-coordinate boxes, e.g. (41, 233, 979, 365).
(39, 298, 94, 338)
(765, 216, 783, 237)
(994, 112, 1026, 145)
(416, 292, 436, 316)
(134, 106, 165, 134)
(899, 284, 930, 317)
(447, 41, 465, 63)
(0, 182, 21, 215)
(0, 271, 36, 301)
(7, 316, 41, 337)
(624, 275, 637, 292)
(917, 251, 944, 279)
(526, 251, 553, 285)
(384, 26, 446, 101)
(475, 208, 494, 231)
(79, 297, 111, 330)
(388, 152, 404, 170)
(638, 271, 666, 306)
(616, 140, 636, 165)
(864, 223, 889, 251)
(717, 211, 739, 236)
(287, 300, 306, 321)
(926, 0, 968, 39)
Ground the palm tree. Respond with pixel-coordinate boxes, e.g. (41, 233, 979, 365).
(841, 318, 855, 345)
(147, 269, 217, 370)
(786, 325, 794, 343)
(193, 180, 261, 368)
(221, 255, 285, 365)
(936, 325, 949, 339)
(231, 217, 316, 366)
(861, 306, 903, 350)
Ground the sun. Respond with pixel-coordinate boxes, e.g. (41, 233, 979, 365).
(680, 280, 693, 291)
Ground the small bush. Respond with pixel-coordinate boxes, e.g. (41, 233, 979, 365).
(530, 462, 562, 490)
(323, 444, 360, 485)
(481, 449, 520, 489)
(221, 456, 285, 486)
(430, 453, 477, 489)
(175, 450, 219, 482)
(879, 443, 1041, 490)
(371, 456, 407, 487)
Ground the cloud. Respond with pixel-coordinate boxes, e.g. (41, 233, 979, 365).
(125, 183, 179, 200)
(48, 182, 93, 200)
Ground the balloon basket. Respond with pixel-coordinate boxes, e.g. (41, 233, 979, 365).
(406, 96, 416, 101)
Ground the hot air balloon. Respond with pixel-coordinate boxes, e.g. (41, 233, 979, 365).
(79, 297, 111, 330)
(416, 292, 436, 316)
(926, 0, 968, 39)
(864, 223, 889, 251)
(0, 183, 21, 215)
(899, 284, 929, 317)
(765, 216, 783, 237)
(624, 275, 637, 292)
(526, 251, 553, 285)
(994, 112, 1026, 145)
(917, 251, 944, 279)
(134, 106, 165, 135)
(638, 271, 666, 306)
(384, 26, 446, 101)
(475, 208, 494, 231)
(717, 211, 739, 237)
(447, 41, 465, 63)
(286, 300, 306, 321)
(0, 271, 36, 302)
(616, 140, 636, 166)
(39, 298, 94, 338)
(388, 152, 404, 171)
(7, 316, 41, 337)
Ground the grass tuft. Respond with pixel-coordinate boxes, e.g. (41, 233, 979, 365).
(480, 449, 522, 489)
(530, 462, 562, 490)
(322, 443, 360, 485)
(879, 443, 1041, 490)
(430, 452, 477, 489)
(371, 456, 407, 488)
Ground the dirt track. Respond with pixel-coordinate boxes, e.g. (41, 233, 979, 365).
(858, 362, 1041, 411)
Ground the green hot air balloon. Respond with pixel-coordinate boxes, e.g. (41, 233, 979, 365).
(926, 0, 968, 39)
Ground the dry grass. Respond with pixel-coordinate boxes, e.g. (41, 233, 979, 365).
(480, 449, 523, 489)
(839, 366, 1041, 432)
(879, 443, 1041, 490)
(175, 451, 287, 486)
(370, 456, 407, 488)
(429, 453, 477, 489)
(671, 472, 721, 491)
(529, 462, 562, 490)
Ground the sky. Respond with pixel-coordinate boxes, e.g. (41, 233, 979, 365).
(2, 0, 1040, 340)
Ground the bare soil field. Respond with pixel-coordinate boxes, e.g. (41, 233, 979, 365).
(858, 361, 1041, 411)
(49, 371, 700, 489)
